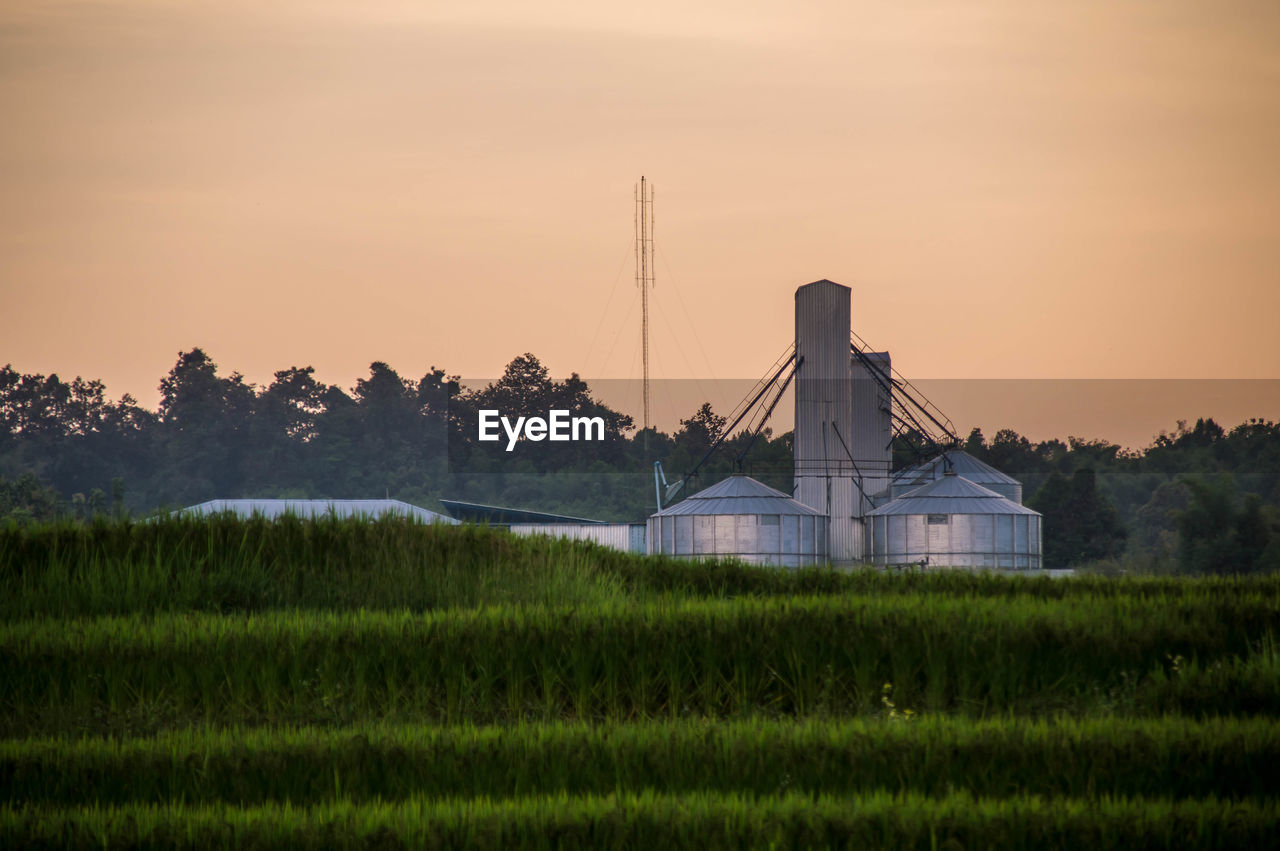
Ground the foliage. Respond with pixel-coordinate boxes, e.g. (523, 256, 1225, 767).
(1176, 474, 1280, 575)
(0, 353, 779, 522)
(2, 355, 1279, 568)
(0, 473, 61, 525)
(963, 418, 1280, 570)
(1029, 468, 1128, 568)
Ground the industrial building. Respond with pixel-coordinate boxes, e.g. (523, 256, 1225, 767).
(180, 499, 457, 524)
(641, 278, 1042, 570)
(441, 499, 646, 553)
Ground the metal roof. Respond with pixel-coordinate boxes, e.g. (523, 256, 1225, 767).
(891, 450, 1021, 489)
(654, 474, 825, 517)
(439, 499, 608, 525)
(867, 475, 1040, 517)
(180, 499, 457, 524)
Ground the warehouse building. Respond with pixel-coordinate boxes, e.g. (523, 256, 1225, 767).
(180, 498, 456, 524)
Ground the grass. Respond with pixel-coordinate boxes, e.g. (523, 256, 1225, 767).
(3, 515, 1277, 847)
(4, 792, 1277, 850)
(4, 717, 1279, 805)
(3, 515, 1278, 619)
(3, 596, 1277, 735)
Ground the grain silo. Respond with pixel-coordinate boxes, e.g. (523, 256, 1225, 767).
(648, 474, 829, 566)
(866, 473, 1042, 569)
(850, 349, 894, 513)
(793, 280, 859, 562)
(882, 449, 1025, 504)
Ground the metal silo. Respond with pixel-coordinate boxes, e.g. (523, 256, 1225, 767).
(794, 280, 859, 562)
(881, 450, 1025, 504)
(648, 474, 829, 567)
(867, 473, 1043, 569)
(850, 350, 893, 514)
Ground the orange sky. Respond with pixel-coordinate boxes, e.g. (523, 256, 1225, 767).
(3, 1, 1279, 443)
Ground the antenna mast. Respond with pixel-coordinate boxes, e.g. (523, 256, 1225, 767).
(635, 176, 655, 437)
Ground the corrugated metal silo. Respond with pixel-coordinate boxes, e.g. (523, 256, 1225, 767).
(649, 474, 829, 567)
(850, 350, 893, 515)
(866, 474, 1042, 569)
(794, 280, 859, 562)
(883, 450, 1024, 503)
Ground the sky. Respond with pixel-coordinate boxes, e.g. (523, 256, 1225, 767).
(3, 0, 1279, 446)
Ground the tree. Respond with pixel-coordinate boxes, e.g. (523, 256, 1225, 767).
(987, 429, 1040, 479)
(454, 355, 635, 473)
(1030, 468, 1127, 567)
(1177, 474, 1279, 575)
(963, 427, 987, 458)
(235, 366, 331, 494)
(675, 402, 726, 460)
(153, 349, 256, 503)
(1066, 436, 1127, 466)
(1131, 479, 1191, 552)
(549, 372, 634, 466)
(160, 349, 227, 427)
(4, 343, 1278, 529)
(417, 367, 460, 420)
(353, 362, 420, 447)
(0, 473, 61, 524)
(472, 353, 556, 416)
(0, 370, 75, 439)
(260, 366, 327, 442)
(1166, 418, 1226, 449)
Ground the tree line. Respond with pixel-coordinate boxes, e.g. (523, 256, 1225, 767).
(2, 351, 1277, 572)
(0, 350, 790, 525)
(960, 420, 1280, 574)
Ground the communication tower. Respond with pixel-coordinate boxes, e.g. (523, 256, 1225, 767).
(635, 177, 654, 434)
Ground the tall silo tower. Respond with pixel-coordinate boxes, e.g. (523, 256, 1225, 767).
(850, 350, 893, 515)
(793, 280, 860, 562)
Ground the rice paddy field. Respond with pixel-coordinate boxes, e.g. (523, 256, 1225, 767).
(2, 516, 1278, 848)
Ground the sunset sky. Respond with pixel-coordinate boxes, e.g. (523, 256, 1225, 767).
(4, 1, 1278, 446)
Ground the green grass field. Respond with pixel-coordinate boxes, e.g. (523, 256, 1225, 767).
(2, 516, 1278, 848)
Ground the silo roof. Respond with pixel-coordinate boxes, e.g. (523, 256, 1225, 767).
(439, 499, 607, 525)
(179, 499, 457, 524)
(890, 449, 1022, 490)
(867, 475, 1040, 517)
(654, 474, 825, 517)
